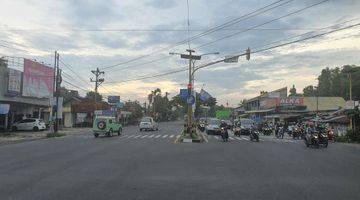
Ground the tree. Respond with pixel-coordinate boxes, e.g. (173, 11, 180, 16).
(303, 85, 317, 97)
(289, 85, 299, 97)
(123, 100, 143, 124)
(85, 91, 103, 102)
(317, 68, 333, 96)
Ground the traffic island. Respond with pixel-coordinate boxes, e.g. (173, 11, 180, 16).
(175, 127, 207, 143)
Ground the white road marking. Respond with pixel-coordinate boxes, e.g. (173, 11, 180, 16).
(229, 137, 234, 140)
(176, 135, 180, 138)
(235, 137, 242, 140)
(134, 135, 142, 138)
(169, 135, 174, 138)
(214, 136, 220, 140)
(148, 134, 155, 138)
(162, 135, 168, 138)
(141, 135, 149, 138)
(241, 137, 249, 141)
(155, 135, 161, 138)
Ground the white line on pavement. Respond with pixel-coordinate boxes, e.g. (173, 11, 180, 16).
(169, 135, 174, 138)
(235, 137, 242, 140)
(134, 135, 142, 138)
(176, 135, 180, 138)
(229, 137, 234, 140)
(214, 136, 220, 140)
(241, 137, 249, 141)
(155, 135, 161, 138)
(162, 135, 168, 138)
(141, 135, 148, 138)
(148, 134, 155, 138)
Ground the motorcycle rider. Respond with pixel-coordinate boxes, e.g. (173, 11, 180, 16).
(220, 120, 229, 142)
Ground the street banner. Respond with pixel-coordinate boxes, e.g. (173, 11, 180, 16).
(0, 104, 10, 115)
(7, 68, 22, 96)
(199, 89, 212, 102)
(22, 59, 54, 98)
(94, 110, 116, 117)
(179, 89, 188, 102)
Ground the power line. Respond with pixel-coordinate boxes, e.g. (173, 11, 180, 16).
(195, 0, 330, 50)
(103, 21, 360, 84)
(62, 79, 90, 92)
(58, 58, 92, 87)
(100, 0, 293, 71)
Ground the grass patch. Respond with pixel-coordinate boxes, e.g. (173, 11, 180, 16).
(46, 132, 66, 138)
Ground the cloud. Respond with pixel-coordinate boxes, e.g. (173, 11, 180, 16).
(146, 0, 178, 9)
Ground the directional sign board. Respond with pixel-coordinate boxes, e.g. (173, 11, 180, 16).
(224, 55, 239, 63)
(186, 95, 196, 105)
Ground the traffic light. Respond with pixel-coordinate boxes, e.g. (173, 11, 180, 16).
(246, 47, 250, 61)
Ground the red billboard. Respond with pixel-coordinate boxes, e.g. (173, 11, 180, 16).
(22, 59, 54, 98)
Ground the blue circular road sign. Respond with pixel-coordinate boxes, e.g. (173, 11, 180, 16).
(187, 95, 195, 105)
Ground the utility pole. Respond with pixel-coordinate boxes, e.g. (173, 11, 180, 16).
(53, 51, 61, 133)
(348, 71, 353, 132)
(90, 68, 105, 108)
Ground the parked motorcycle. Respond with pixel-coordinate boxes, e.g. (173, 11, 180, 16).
(233, 125, 241, 136)
(250, 130, 260, 142)
(220, 127, 229, 142)
(304, 131, 328, 148)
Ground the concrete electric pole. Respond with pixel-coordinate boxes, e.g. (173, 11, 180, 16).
(90, 68, 105, 107)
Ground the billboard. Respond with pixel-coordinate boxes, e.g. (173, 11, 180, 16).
(108, 96, 120, 104)
(7, 68, 22, 96)
(22, 59, 54, 98)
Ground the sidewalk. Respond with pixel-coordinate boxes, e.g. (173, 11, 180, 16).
(0, 127, 91, 145)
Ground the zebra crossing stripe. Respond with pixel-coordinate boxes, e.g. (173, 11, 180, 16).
(148, 134, 155, 138)
(155, 135, 161, 138)
(141, 135, 148, 138)
(242, 137, 249, 141)
(235, 137, 242, 140)
(134, 135, 142, 138)
(176, 135, 180, 138)
(127, 135, 135, 138)
(229, 137, 234, 140)
(169, 135, 174, 138)
(162, 135, 168, 138)
(214, 136, 220, 140)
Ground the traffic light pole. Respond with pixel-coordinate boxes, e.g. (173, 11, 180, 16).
(187, 49, 194, 135)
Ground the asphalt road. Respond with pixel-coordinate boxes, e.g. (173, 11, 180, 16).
(0, 121, 359, 200)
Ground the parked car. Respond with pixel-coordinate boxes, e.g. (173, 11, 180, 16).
(205, 118, 221, 135)
(139, 117, 159, 131)
(93, 116, 122, 138)
(11, 118, 46, 131)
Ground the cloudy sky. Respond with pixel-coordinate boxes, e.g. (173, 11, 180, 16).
(1, 0, 360, 106)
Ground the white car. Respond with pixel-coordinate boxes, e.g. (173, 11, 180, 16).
(12, 118, 46, 131)
(139, 117, 159, 131)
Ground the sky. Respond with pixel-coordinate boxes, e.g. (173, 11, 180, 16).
(1, 0, 360, 106)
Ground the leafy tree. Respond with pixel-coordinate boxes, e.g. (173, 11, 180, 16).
(303, 85, 317, 97)
(85, 91, 103, 102)
(289, 85, 299, 97)
(123, 100, 143, 124)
